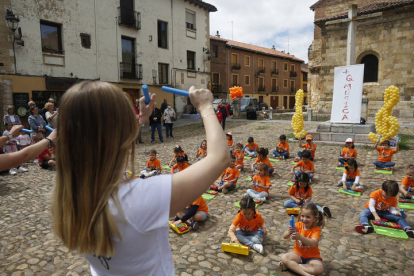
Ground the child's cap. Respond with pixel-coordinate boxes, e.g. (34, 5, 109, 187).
(345, 138, 353, 143)
(226, 132, 232, 136)
(305, 134, 313, 141)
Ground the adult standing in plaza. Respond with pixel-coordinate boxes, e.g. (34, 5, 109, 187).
(40, 98, 55, 122)
(45, 102, 59, 129)
(149, 103, 164, 143)
(218, 99, 230, 130)
(28, 106, 46, 142)
(26, 101, 36, 117)
(160, 98, 168, 116)
(51, 81, 229, 275)
(163, 103, 176, 138)
(3, 105, 22, 126)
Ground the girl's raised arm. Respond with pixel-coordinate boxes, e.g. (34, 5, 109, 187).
(170, 87, 230, 216)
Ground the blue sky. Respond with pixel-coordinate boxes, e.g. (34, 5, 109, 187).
(207, 0, 317, 63)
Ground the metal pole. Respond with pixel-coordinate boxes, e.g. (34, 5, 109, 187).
(12, 37, 17, 74)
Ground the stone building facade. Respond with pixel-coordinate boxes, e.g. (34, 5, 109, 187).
(308, 0, 414, 120)
(210, 33, 304, 110)
(0, 0, 216, 124)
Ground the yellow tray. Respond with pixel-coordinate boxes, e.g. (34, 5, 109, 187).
(222, 242, 249, 255)
(286, 208, 301, 215)
(169, 221, 190, 234)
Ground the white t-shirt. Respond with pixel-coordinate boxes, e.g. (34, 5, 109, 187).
(84, 175, 174, 276)
(16, 134, 31, 146)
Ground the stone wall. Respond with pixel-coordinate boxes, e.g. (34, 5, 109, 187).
(309, 2, 414, 119)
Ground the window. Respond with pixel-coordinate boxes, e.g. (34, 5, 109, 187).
(232, 74, 239, 86)
(284, 62, 288, 71)
(283, 79, 288, 88)
(258, 59, 264, 68)
(245, 75, 250, 86)
(185, 10, 196, 30)
(187, 51, 195, 70)
(212, 45, 218, 58)
(158, 21, 168, 49)
(231, 54, 238, 65)
(40, 21, 63, 54)
(258, 77, 265, 91)
(361, 54, 378, 82)
(290, 80, 295, 93)
(272, 78, 277, 92)
(303, 72, 308, 82)
(158, 63, 169, 84)
(80, 33, 91, 49)
(121, 37, 138, 79)
(119, 0, 139, 29)
(271, 61, 278, 74)
(290, 64, 295, 72)
(245, 56, 250, 66)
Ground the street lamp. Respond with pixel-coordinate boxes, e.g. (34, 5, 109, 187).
(5, 9, 24, 74)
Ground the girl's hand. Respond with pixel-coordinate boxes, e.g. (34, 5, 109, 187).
(231, 239, 241, 244)
(288, 226, 295, 235)
(342, 184, 347, 190)
(188, 86, 214, 115)
(172, 220, 182, 226)
(139, 92, 156, 123)
(290, 232, 300, 240)
(262, 229, 267, 236)
(374, 215, 381, 222)
(295, 199, 301, 204)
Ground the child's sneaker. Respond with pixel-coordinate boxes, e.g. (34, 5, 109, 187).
(355, 225, 374, 234)
(17, 167, 28, 173)
(252, 244, 263, 254)
(294, 157, 300, 162)
(257, 197, 266, 203)
(9, 169, 17, 175)
(190, 221, 198, 231)
(405, 229, 414, 238)
(322, 206, 331, 218)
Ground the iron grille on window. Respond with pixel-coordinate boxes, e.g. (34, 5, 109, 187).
(258, 86, 265, 92)
(118, 7, 141, 30)
(120, 63, 142, 79)
(290, 71, 297, 78)
(186, 22, 196, 30)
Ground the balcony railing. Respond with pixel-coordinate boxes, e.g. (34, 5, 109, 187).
(118, 7, 141, 30)
(290, 71, 297, 78)
(232, 82, 240, 87)
(271, 69, 279, 76)
(211, 84, 221, 93)
(186, 22, 196, 31)
(120, 62, 143, 79)
(290, 87, 296, 94)
(258, 67, 265, 74)
(272, 86, 279, 93)
(258, 85, 265, 92)
(231, 63, 241, 71)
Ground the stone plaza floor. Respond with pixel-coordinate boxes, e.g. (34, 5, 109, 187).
(1, 120, 414, 276)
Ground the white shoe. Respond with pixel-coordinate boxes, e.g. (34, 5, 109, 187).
(33, 159, 39, 163)
(257, 197, 266, 203)
(18, 167, 28, 173)
(9, 169, 17, 175)
(252, 244, 263, 254)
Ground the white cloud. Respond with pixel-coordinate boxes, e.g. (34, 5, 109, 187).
(207, 0, 317, 63)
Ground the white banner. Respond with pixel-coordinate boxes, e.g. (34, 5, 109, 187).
(330, 64, 364, 123)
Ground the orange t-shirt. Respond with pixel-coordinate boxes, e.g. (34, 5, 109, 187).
(146, 158, 161, 172)
(232, 211, 264, 232)
(295, 160, 314, 173)
(234, 150, 244, 167)
(255, 157, 274, 169)
(227, 139, 234, 147)
(246, 142, 259, 151)
(304, 143, 317, 159)
(293, 221, 322, 260)
(252, 175, 271, 195)
(277, 141, 290, 155)
(345, 168, 360, 180)
(364, 189, 397, 211)
(191, 196, 208, 215)
(198, 148, 207, 158)
(173, 162, 189, 172)
(377, 148, 396, 162)
(341, 148, 357, 158)
(174, 152, 186, 159)
(222, 166, 240, 182)
(402, 177, 414, 190)
(288, 184, 313, 200)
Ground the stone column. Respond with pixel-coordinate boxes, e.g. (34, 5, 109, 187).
(361, 96, 369, 120)
(232, 98, 241, 119)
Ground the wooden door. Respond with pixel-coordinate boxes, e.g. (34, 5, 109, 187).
(283, 96, 287, 109)
(271, 96, 278, 109)
(289, 96, 295, 109)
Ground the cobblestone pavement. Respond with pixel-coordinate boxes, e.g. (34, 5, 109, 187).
(1, 121, 414, 276)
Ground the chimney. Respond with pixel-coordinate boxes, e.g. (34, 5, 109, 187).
(272, 45, 275, 50)
(216, 31, 220, 38)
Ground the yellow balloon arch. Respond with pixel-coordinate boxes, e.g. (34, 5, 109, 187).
(291, 89, 307, 139)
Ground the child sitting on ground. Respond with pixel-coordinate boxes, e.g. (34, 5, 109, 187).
(280, 202, 325, 276)
(399, 164, 414, 199)
(139, 149, 161, 179)
(245, 137, 259, 157)
(284, 173, 331, 217)
(38, 145, 56, 170)
(16, 130, 32, 150)
(295, 134, 316, 162)
(291, 150, 314, 180)
(233, 143, 245, 171)
(171, 155, 189, 173)
(228, 196, 267, 254)
(338, 138, 357, 166)
(355, 180, 414, 237)
(246, 163, 271, 202)
(172, 196, 208, 231)
(251, 148, 274, 175)
(212, 155, 239, 193)
(273, 134, 290, 159)
(374, 139, 399, 169)
(196, 139, 207, 161)
(337, 159, 363, 191)
(169, 145, 187, 167)
(226, 132, 235, 152)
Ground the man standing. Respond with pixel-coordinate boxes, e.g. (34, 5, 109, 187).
(160, 98, 168, 116)
(26, 101, 36, 117)
(149, 103, 164, 143)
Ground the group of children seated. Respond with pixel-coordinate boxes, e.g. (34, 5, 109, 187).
(137, 132, 413, 275)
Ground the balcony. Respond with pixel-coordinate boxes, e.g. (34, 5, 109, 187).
(120, 62, 143, 79)
(231, 63, 241, 72)
(290, 87, 296, 94)
(258, 85, 266, 93)
(271, 69, 279, 76)
(290, 71, 297, 78)
(211, 84, 221, 93)
(232, 83, 240, 87)
(271, 86, 279, 93)
(118, 7, 141, 30)
(258, 67, 265, 75)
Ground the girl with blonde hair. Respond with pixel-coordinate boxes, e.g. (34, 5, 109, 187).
(52, 81, 229, 275)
